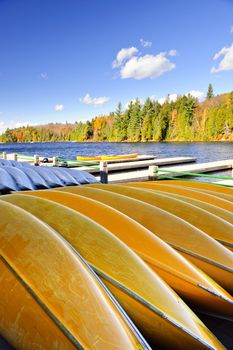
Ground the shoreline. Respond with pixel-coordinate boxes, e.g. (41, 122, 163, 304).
(1, 139, 233, 144)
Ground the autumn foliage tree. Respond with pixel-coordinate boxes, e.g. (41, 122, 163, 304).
(1, 86, 233, 143)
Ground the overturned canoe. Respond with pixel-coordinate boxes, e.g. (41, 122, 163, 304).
(153, 189, 233, 226)
(159, 180, 233, 196)
(94, 184, 233, 252)
(15, 190, 233, 321)
(56, 185, 233, 295)
(2, 194, 225, 349)
(0, 200, 144, 350)
(121, 181, 233, 232)
(122, 182, 233, 212)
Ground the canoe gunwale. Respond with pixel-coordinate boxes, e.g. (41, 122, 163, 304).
(140, 252, 233, 302)
(62, 237, 152, 350)
(137, 250, 214, 289)
(169, 244, 233, 274)
(0, 255, 84, 350)
(91, 265, 218, 350)
(197, 283, 233, 307)
(217, 240, 233, 249)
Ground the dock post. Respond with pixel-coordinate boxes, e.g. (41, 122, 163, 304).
(148, 165, 159, 181)
(100, 161, 108, 184)
(34, 154, 40, 166)
(13, 153, 18, 161)
(53, 156, 59, 167)
(3, 152, 7, 159)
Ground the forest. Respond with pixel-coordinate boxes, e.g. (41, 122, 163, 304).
(1, 86, 233, 143)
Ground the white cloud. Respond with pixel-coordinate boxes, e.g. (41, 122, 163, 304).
(120, 52, 175, 80)
(186, 90, 205, 100)
(168, 49, 177, 57)
(80, 93, 110, 106)
(112, 47, 138, 68)
(124, 98, 144, 109)
(15, 121, 38, 128)
(230, 26, 233, 34)
(157, 94, 177, 105)
(40, 72, 48, 80)
(0, 120, 38, 134)
(211, 43, 233, 73)
(0, 121, 5, 133)
(140, 38, 152, 48)
(158, 97, 167, 105)
(169, 93, 178, 102)
(54, 104, 64, 112)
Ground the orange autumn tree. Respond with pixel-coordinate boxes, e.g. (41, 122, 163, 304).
(93, 115, 114, 141)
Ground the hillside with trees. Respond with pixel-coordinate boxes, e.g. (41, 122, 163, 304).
(1, 87, 233, 143)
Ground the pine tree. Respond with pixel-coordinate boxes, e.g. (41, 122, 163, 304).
(121, 109, 130, 140)
(155, 102, 171, 141)
(127, 99, 141, 141)
(141, 98, 153, 141)
(206, 84, 214, 99)
(113, 102, 123, 141)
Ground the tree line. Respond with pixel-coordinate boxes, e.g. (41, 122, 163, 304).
(1, 85, 233, 143)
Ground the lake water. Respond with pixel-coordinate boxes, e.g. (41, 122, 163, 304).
(0, 141, 232, 162)
(0, 141, 233, 177)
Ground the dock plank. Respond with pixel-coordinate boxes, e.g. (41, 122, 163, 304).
(158, 159, 233, 177)
(215, 180, 233, 187)
(96, 169, 150, 183)
(96, 159, 233, 183)
(76, 156, 196, 173)
(101, 155, 156, 164)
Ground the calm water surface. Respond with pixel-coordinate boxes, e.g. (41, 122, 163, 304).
(0, 141, 233, 177)
(0, 141, 232, 162)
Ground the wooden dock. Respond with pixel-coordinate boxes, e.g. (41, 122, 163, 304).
(77, 156, 196, 174)
(157, 159, 233, 178)
(215, 180, 233, 187)
(102, 155, 155, 164)
(94, 159, 233, 183)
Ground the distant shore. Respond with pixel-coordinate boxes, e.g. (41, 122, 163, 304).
(1, 139, 233, 144)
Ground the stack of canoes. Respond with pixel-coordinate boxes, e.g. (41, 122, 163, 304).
(0, 159, 98, 193)
(0, 179, 233, 349)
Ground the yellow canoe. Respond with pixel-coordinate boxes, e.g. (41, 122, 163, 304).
(76, 153, 138, 161)
(159, 180, 233, 196)
(156, 189, 233, 226)
(2, 194, 225, 349)
(76, 155, 101, 161)
(101, 153, 138, 160)
(123, 182, 233, 212)
(166, 184, 233, 204)
(56, 185, 233, 295)
(93, 184, 233, 252)
(13, 190, 233, 321)
(120, 181, 233, 246)
(0, 200, 142, 350)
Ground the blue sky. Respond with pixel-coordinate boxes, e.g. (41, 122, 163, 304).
(0, 0, 233, 132)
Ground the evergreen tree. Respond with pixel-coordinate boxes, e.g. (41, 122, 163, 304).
(151, 101, 161, 140)
(207, 84, 214, 99)
(141, 98, 153, 141)
(113, 102, 123, 141)
(127, 99, 141, 141)
(155, 102, 171, 141)
(1, 90, 233, 143)
(121, 109, 130, 140)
